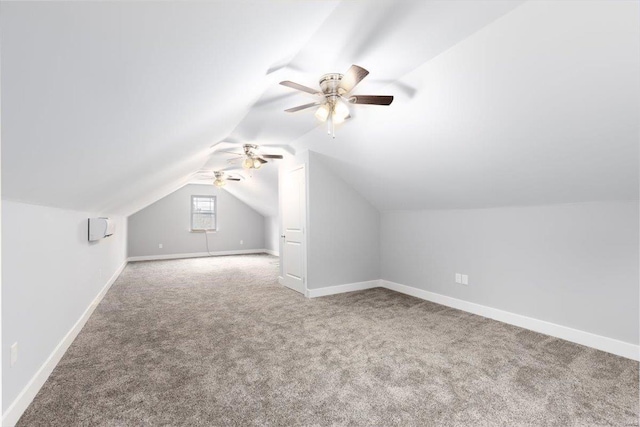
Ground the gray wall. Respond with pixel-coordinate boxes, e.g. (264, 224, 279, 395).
(264, 216, 279, 255)
(2, 200, 128, 412)
(381, 201, 639, 345)
(128, 184, 265, 257)
(307, 151, 380, 289)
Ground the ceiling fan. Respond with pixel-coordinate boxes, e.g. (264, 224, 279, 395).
(219, 144, 284, 170)
(195, 170, 243, 188)
(280, 64, 393, 138)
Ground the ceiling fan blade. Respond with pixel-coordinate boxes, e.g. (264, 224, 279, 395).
(280, 81, 321, 95)
(339, 65, 369, 94)
(257, 157, 268, 164)
(227, 178, 241, 181)
(285, 101, 321, 113)
(261, 154, 284, 159)
(348, 95, 394, 105)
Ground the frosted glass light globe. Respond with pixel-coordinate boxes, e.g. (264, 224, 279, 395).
(333, 100, 349, 124)
(314, 104, 330, 122)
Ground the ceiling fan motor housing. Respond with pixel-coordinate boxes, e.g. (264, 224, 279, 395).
(280, 65, 391, 137)
(243, 144, 258, 156)
(319, 73, 344, 98)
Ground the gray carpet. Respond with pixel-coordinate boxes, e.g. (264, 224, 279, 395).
(18, 254, 639, 426)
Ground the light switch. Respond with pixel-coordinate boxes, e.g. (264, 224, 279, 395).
(461, 275, 469, 285)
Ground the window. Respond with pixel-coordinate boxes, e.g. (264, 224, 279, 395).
(191, 195, 216, 231)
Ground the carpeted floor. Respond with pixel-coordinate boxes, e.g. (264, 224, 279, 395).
(18, 254, 639, 426)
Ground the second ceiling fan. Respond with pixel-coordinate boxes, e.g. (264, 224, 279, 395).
(194, 170, 243, 188)
(281, 64, 394, 137)
(222, 144, 284, 170)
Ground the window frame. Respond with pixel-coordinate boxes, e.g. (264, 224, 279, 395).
(190, 195, 217, 232)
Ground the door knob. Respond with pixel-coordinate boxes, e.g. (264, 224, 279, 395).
(280, 235, 286, 238)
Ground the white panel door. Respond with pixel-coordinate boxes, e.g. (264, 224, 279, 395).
(281, 165, 306, 294)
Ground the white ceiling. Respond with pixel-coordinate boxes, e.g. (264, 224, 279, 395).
(2, 1, 638, 217)
(294, 0, 640, 210)
(1, 1, 338, 215)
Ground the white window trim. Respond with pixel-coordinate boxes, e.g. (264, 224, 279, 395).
(190, 195, 217, 232)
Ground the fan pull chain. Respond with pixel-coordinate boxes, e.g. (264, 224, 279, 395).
(328, 105, 335, 138)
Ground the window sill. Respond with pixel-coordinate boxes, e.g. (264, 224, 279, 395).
(190, 229, 218, 233)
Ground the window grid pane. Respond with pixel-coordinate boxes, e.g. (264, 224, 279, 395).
(193, 197, 215, 213)
(192, 213, 215, 230)
(191, 196, 216, 230)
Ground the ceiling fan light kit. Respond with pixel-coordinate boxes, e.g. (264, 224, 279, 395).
(314, 103, 330, 122)
(281, 64, 394, 138)
(204, 66, 390, 187)
(218, 143, 284, 171)
(243, 157, 262, 170)
(240, 144, 273, 170)
(196, 170, 243, 188)
(215, 170, 242, 187)
(332, 98, 350, 124)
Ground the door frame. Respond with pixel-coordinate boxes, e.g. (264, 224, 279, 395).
(278, 163, 308, 297)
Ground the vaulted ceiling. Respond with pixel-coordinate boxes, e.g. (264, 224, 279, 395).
(2, 1, 638, 217)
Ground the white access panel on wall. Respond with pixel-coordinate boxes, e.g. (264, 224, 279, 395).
(88, 217, 115, 241)
(280, 165, 306, 295)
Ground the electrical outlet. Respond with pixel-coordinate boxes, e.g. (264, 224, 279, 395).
(240, 240, 243, 245)
(461, 274, 469, 285)
(158, 243, 163, 249)
(10, 342, 18, 367)
(455, 273, 462, 284)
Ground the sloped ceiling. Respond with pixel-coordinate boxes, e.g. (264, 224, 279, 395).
(0, 1, 338, 215)
(3, 1, 638, 217)
(293, 0, 640, 210)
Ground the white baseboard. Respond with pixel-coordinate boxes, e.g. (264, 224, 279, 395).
(278, 276, 285, 286)
(263, 249, 279, 256)
(380, 280, 639, 361)
(304, 278, 639, 360)
(128, 249, 271, 262)
(2, 261, 128, 427)
(307, 280, 380, 298)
